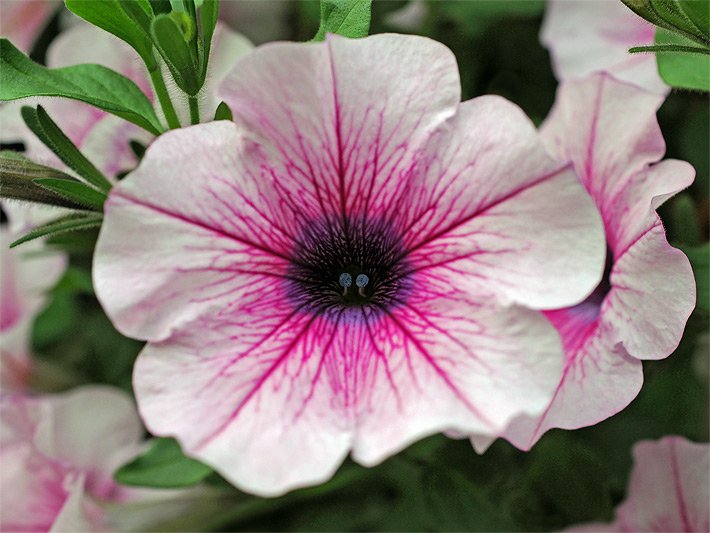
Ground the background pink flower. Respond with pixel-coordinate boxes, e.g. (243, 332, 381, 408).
(94, 34, 605, 496)
(1, 204, 66, 391)
(541, 0, 668, 95)
(0, 0, 59, 53)
(569, 436, 709, 532)
(472, 73, 695, 453)
(0, 385, 216, 532)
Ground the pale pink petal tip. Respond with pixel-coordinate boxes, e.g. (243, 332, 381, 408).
(567, 437, 710, 532)
(541, 0, 668, 95)
(95, 34, 606, 495)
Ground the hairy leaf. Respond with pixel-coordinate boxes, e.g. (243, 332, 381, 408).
(313, 0, 372, 41)
(1, 39, 163, 135)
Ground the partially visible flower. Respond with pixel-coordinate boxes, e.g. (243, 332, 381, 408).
(0, 20, 252, 180)
(94, 34, 605, 496)
(541, 0, 667, 95)
(472, 73, 695, 452)
(0, 385, 213, 531)
(0, 204, 66, 391)
(569, 436, 709, 532)
(0, 0, 58, 53)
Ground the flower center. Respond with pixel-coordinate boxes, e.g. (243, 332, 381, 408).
(287, 216, 411, 317)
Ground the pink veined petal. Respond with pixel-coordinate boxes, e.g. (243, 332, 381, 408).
(401, 96, 605, 310)
(134, 277, 563, 496)
(614, 437, 710, 532)
(475, 305, 643, 452)
(94, 122, 297, 342)
(218, 33, 460, 222)
(540, 0, 667, 95)
(350, 281, 564, 466)
(605, 224, 695, 360)
(541, 73, 667, 209)
(541, 73, 696, 360)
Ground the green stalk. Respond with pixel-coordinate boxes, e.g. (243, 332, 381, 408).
(188, 95, 200, 125)
(148, 63, 181, 130)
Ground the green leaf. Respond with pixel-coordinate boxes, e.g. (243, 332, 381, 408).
(21, 106, 112, 192)
(151, 14, 201, 95)
(650, 0, 708, 43)
(64, 0, 155, 66)
(0, 152, 89, 209)
(115, 437, 214, 488)
(200, 0, 219, 81)
(34, 178, 106, 211)
(678, 0, 710, 39)
(1, 39, 163, 135)
(655, 27, 710, 90)
(150, 0, 172, 14)
(213, 101, 233, 121)
(10, 212, 103, 247)
(313, 0, 372, 41)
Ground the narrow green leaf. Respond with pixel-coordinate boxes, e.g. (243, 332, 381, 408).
(10, 212, 103, 248)
(200, 0, 219, 81)
(1, 39, 163, 135)
(630, 44, 710, 54)
(213, 101, 233, 121)
(118, 0, 156, 35)
(313, 0, 372, 41)
(655, 27, 710, 90)
(1, 153, 88, 209)
(65, 0, 155, 66)
(34, 178, 106, 211)
(21, 106, 112, 192)
(115, 438, 214, 488)
(151, 14, 201, 95)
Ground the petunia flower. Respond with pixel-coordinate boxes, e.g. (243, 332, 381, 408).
(94, 34, 605, 496)
(568, 436, 709, 532)
(472, 73, 695, 453)
(0, 204, 66, 391)
(541, 0, 668, 95)
(0, 385, 218, 532)
(0, 20, 252, 180)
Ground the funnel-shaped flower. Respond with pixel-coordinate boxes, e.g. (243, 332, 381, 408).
(472, 73, 695, 452)
(94, 34, 605, 496)
(541, 0, 667, 95)
(569, 437, 709, 532)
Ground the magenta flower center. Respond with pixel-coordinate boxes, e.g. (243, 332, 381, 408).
(287, 216, 412, 316)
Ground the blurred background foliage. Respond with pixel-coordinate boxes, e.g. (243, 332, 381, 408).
(20, 0, 708, 531)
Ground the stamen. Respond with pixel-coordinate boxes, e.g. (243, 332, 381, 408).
(356, 273, 369, 297)
(339, 272, 352, 296)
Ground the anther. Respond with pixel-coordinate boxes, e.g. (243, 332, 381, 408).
(339, 272, 352, 296)
(356, 273, 369, 297)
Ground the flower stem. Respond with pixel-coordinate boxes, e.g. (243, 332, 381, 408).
(188, 95, 200, 125)
(148, 65, 181, 130)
